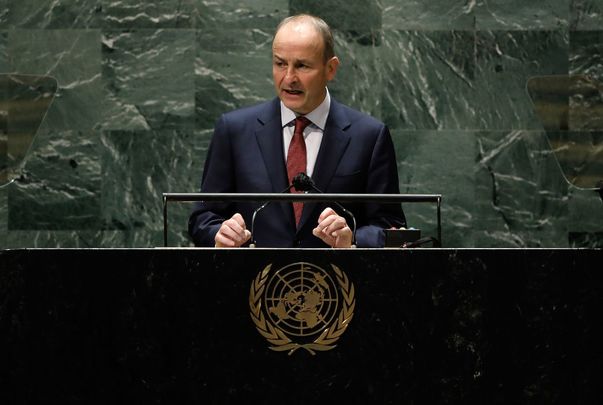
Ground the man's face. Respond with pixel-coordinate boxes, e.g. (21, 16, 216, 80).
(272, 22, 339, 115)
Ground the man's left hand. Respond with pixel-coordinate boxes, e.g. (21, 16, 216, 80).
(312, 207, 353, 248)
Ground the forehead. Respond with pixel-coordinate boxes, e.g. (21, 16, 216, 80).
(272, 21, 324, 58)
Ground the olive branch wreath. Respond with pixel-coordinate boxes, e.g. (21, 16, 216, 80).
(249, 263, 355, 355)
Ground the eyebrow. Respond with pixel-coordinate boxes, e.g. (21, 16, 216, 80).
(273, 54, 312, 66)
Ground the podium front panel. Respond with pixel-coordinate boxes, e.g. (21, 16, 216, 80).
(0, 248, 601, 403)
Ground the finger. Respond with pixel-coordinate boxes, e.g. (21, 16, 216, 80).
(317, 207, 337, 222)
(220, 222, 243, 242)
(315, 217, 341, 237)
(327, 224, 353, 246)
(332, 225, 351, 239)
(318, 215, 348, 238)
(231, 213, 247, 228)
(313, 226, 335, 245)
(215, 232, 236, 247)
(333, 226, 353, 248)
(324, 216, 347, 237)
(313, 224, 352, 248)
(225, 213, 248, 235)
(216, 219, 247, 246)
(316, 212, 338, 231)
(215, 222, 239, 247)
(222, 218, 239, 232)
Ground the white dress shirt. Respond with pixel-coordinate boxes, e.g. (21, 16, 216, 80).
(280, 89, 331, 178)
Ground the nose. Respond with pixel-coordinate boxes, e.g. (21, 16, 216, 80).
(284, 66, 298, 83)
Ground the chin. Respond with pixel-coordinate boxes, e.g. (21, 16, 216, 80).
(283, 101, 306, 114)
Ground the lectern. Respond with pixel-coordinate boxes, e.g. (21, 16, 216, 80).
(1, 248, 601, 403)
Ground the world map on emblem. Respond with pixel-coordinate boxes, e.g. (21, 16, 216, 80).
(264, 262, 340, 337)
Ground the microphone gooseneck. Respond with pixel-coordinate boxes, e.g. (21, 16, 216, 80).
(250, 172, 358, 247)
(250, 201, 270, 247)
(249, 182, 294, 247)
(293, 172, 357, 247)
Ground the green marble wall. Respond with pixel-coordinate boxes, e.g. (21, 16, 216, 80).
(1, 0, 602, 248)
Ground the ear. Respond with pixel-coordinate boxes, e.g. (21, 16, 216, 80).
(326, 56, 340, 81)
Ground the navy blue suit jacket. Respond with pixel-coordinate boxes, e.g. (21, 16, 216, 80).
(188, 97, 406, 247)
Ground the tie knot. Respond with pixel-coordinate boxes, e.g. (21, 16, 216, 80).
(294, 116, 311, 135)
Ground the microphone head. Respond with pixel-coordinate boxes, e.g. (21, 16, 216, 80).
(292, 172, 314, 192)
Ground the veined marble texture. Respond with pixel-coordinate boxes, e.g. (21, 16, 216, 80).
(0, 0, 602, 248)
(571, 0, 603, 30)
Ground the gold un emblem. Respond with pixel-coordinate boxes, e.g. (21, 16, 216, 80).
(249, 262, 355, 355)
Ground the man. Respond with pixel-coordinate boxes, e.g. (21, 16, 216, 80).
(189, 14, 405, 248)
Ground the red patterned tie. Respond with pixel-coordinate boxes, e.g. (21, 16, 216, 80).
(287, 116, 311, 226)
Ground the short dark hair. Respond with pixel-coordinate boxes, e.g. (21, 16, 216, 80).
(275, 14, 335, 63)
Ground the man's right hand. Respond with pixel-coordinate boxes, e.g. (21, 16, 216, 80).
(214, 213, 251, 247)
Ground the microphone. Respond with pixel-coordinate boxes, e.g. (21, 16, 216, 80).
(291, 172, 314, 192)
(292, 172, 357, 247)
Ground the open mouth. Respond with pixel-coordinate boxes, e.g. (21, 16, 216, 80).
(284, 89, 303, 95)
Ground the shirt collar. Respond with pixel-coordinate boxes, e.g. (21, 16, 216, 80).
(280, 88, 331, 130)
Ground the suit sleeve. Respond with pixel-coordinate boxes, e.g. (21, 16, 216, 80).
(188, 115, 236, 246)
(354, 124, 406, 247)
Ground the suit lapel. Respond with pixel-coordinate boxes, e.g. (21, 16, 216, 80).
(254, 98, 296, 227)
(298, 99, 352, 230)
